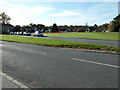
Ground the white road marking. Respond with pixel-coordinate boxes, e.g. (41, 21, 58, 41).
(0, 71, 31, 89)
(22, 49, 47, 55)
(3, 46, 47, 55)
(72, 58, 119, 69)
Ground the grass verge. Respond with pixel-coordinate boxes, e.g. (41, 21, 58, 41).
(44, 32, 119, 40)
(0, 35, 119, 53)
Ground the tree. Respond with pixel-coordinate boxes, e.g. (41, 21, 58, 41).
(96, 23, 109, 32)
(37, 24, 45, 31)
(0, 12, 11, 24)
(21, 25, 28, 32)
(13, 25, 21, 32)
(102, 23, 109, 31)
(52, 23, 58, 32)
(29, 23, 34, 27)
(94, 24, 98, 28)
(108, 14, 120, 32)
(108, 21, 119, 32)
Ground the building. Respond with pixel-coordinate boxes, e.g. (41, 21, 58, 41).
(0, 24, 14, 34)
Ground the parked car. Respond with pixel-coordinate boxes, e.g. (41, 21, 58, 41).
(11, 32, 14, 35)
(14, 32, 17, 35)
(26, 32, 31, 36)
(23, 32, 26, 35)
(23, 32, 31, 36)
(16, 32, 19, 35)
(19, 32, 23, 35)
(10, 32, 14, 35)
(33, 31, 43, 37)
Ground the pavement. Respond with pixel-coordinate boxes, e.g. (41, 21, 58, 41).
(1, 41, 119, 88)
(1, 72, 31, 89)
(2, 74, 19, 88)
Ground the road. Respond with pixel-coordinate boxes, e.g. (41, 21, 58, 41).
(41, 37, 118, 47)
(1, 41, 119, 88)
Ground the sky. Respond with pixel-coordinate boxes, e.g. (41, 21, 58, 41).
(0, 0, 119, 26)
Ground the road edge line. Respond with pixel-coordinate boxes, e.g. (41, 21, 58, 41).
(0, 71, 32, 89)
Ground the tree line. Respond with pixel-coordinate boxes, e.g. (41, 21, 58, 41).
(96, 14, 120, 32)
(0, 12, 119, 32)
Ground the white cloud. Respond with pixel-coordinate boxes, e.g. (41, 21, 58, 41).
(0, 1, 55, 26)
(50, 10, 81, 16)
(0, 1, 118, 26)
(49, 2, 117, 25)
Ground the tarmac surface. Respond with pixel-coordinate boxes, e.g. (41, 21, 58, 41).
(1, 41, 119, 88)
(41, 37, 118, 47)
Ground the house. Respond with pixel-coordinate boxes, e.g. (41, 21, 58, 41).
(0, 24, 14, 34)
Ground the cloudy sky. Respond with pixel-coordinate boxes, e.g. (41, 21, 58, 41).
(0, 0, 119, 26)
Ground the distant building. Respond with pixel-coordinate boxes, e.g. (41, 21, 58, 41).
(0, 24, 14, 34)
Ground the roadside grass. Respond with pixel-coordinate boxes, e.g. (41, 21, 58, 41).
(0, 35, 119, 53)
(44, 32, 119, 40)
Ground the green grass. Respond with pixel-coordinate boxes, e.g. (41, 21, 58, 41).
(0, 35, 119, 53)
(44, 32, 119, 40)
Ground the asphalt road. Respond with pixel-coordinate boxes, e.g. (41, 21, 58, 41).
(1, 41, 119, 88)
(41, 37, 118, 47)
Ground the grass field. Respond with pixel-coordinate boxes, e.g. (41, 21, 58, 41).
(0, 35, 119, 53)
(44, 32, 119, 40)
